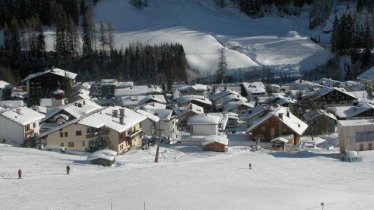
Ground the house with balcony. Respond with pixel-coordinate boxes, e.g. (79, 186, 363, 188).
(0, 107, 45, 145)
(39, 106, 146, 154)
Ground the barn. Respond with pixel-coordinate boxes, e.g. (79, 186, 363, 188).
(201, 135, 228, 152)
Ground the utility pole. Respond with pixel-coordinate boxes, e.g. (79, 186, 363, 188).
(154, 126, 163, 163)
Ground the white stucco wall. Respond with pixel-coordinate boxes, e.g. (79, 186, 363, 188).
(0, 115, 25, 145)
(192, 124, 218, 136)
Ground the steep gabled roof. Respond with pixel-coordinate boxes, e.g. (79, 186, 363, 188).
(247, 107, 308, 136)
(304, 87, 357, 101)
(21, 67, 77, 83)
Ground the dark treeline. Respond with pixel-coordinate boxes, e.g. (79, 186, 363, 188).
(331, 13, 373, 79)
(215, 0, 315, 17)
(0, 0, 188, 85)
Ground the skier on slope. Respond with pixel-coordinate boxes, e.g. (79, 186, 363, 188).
(66, 165, 70, 175)
(249, 163, 252, 169)
(18, 169, 22, 179)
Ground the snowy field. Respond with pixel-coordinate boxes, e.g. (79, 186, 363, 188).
(93, 0, 332, 76)
(1, 138, 374, 210)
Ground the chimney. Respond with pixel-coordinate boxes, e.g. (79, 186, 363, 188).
(298, 124, 300, 127)
(113, 110, 118, 118)
(119, 116, 124, 125)
(16, 108, 21, 115)
(286, 110, 290, 118)
(119, 108, 125, 117)
(278, 113, 283, 120)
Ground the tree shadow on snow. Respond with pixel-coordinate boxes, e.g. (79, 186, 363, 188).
(268, 150, 340, 160)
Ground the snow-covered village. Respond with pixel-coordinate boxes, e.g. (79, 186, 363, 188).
(2, 0, 374, 209)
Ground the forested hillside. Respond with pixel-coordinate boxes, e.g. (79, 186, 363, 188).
(0, 0, 374, 84)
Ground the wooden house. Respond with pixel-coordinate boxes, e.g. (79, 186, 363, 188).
(201, 135, 228, 152)
(302, 87, 357, 107)
(247, 106, 308, 145)
(21, 67, 77, 105)
(303, 110, 336, 135)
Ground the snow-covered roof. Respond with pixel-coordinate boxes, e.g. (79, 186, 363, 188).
(343, 81, 365, 91)
(33, 106, 48, 114)
(21, 67, 77, 83)
(0, 80, 10, 89)
(304, 86, 356, 101)
(0, 107, 45, 126)
(349, 91, 369, 102)
(247, 106, 308, 136)
(142, 107, 174, 121)
(0, 100, 24, 108)
(241, 82, 266, 95)
(175, 104, 204, 117)
(223, 101, 254, 111)
(138, 95, 166, 105)
(216, 94, 247, 105)
(188, 114, 221, 125)
(136, 102, 167, 110)
(201, 135, 228, 146)
(43, 99, 102, 122)
(210, 90, 240, 101)
(330, 103, 374, 119)
(87, 149, 117, 161)
(178, 84, 208, 92)
(290, 79, 322, 90)
(303, 109, 337, 122)
(314, 78, 340, 87)
(114, 86, 162, 97)
(270, 137, 289, 143)
(338, 119, 374, 127)
(177, 95, 212, 105)
(357, 66, 374, 81)
(136, 109, 160, 123)
(242, 105, 266, 120)
(78, 106, 146, 133)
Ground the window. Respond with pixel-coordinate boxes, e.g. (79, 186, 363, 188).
(360, 144, 364, 151)
(60, 132, 63, 138)
(261, 126, 266, 131)
(76, 130, 82, 136)
(68, 142, 74, 147)
(369, 143, 373, 150)
(64, 132, 68, 137)
(356, 132, 374, 142)
(33, 123, 36, 128)
(82, 141, 85, 147)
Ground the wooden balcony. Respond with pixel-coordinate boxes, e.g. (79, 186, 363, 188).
(24, 129, 34, 139)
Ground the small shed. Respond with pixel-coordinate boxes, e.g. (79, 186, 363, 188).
(270, 137, 288, 150)
(201, 135, 228, 152)
(87, 149, 117, 166)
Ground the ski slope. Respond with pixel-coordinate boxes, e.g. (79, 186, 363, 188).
(93, 0, 332, 77)
(1, 142, 374, 209)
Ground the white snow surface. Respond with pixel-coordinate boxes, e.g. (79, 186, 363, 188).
(92, 0, 332, 76)
(1, 140, 374, 209)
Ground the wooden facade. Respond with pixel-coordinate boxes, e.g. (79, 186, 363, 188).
(307, 89, 356, 107)
(251, 116, 301, 144)
(202, 142, 228, 152)
(27, 73, 74, 105)
(305, 115, 336, 135)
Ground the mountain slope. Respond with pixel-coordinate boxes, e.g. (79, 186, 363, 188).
(94, 0, 332, 77)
